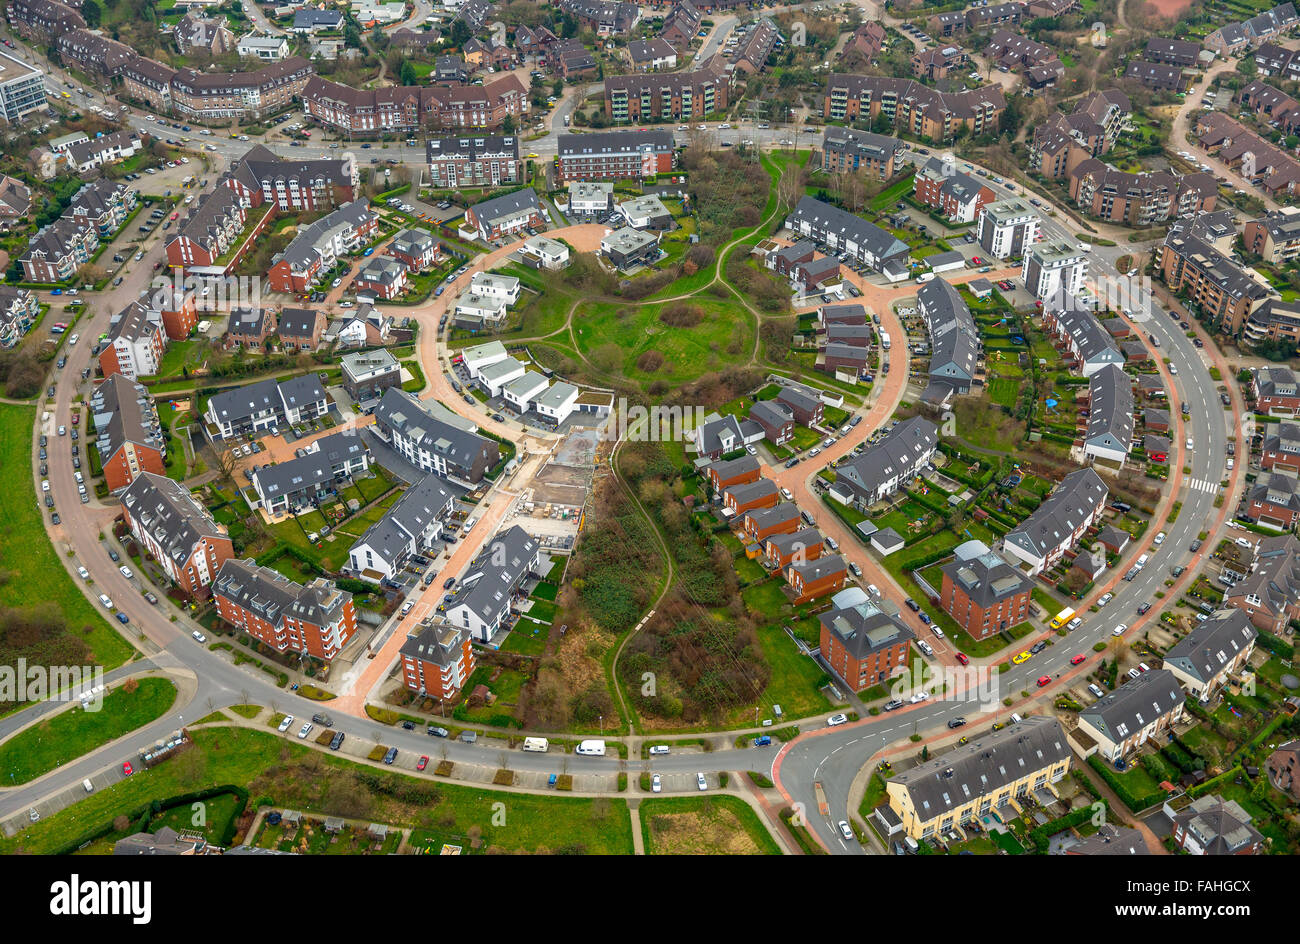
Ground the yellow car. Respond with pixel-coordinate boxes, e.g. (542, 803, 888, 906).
(1012, 650, 1031, 665)
(527, 152, 539, 158)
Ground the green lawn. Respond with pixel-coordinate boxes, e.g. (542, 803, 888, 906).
(0, 678, 176, 783)
(639, 795, 782, 854)
(0, 404, 135, 703)
(0, 727, 635, 855)
(570, 297, 756, 391)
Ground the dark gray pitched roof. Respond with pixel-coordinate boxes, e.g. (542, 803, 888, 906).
(891, 716, 1069, 820)
(1164, 609, 1257, 685)
(1079, 669, 1184, 744)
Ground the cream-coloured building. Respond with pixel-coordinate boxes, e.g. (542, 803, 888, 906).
(885, 716, 1070, 840)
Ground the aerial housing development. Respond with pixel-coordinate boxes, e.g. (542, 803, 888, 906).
(0, 0, 1295, 886)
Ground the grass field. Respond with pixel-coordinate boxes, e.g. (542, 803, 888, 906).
(570, 297, 756, 390)
(0, 678, 176, 784)
(0, 404, 135, 694)
(639, 795, 782, 854)
(2, 726, 636, 855)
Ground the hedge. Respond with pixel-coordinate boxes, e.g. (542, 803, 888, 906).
(49, 784, 250, 856)
(1189, 765, 1243, 799)
(1255, 629, 1295, 660)
(1140, 752, 1179, 785)
(1027, 799, 1109, 853)
(1087, 755, 1167, 812)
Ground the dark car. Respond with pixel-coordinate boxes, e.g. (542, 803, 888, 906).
(443, 577, 456, 589)
(116, 612, 129, 624)
(382, 747, 398, 765)
(1029, 641, 1047, 654)
(44, 495, 54, 508)
(947, 717, 967, 729)
(50, 513, 60, 525)
(905, 598, 920, 612)
(329, 731, 345, 750)
(1137, 602, 1152, 615)
(144, 591, 158, 604)
(1190, 539, 1202, 552)
(108, 549, 120, 562)
(39, 435, 47, 447)
(463, 394, 475, 405)
(72, 457, 80, 470)
(39, 463, 47, 476)
(401, 720, 415, 730)
(883, 699, 904, 711)
(312, 713, 334, 727)
(38, 447, 46, 460)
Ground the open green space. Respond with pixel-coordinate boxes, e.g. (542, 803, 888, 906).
(0, 678, 176, 784)
(639, 795, 782, 854)
(0, 404, 135, 704)
(2, 726, 635, 855)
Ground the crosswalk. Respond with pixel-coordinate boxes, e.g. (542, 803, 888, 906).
(1185, 478, 1221, 495)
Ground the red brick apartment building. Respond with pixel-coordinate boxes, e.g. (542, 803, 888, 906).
(744, 503, 800, 544)
(818, 599, 913, 693)
(119, 472, 234, 597)
(90, 374, 167, 492)
(213, 559, 358, 662)
(939, 542, 1034, 640)
(400, 622, 475, 699)
(765, 528, 823, 569)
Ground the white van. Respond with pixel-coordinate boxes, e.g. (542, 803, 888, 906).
(522, 737, 549, 753)
(1010, 713, 1024, 725)
(1088, 683, 1105, 699)
(82, 778, 94, 793)
(1136, 554, 1149, 568)
(575, 739, 606, 756)
(462, 517, 478, 534)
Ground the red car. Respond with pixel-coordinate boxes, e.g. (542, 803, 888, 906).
(1037, 675, 1051, 687)
(122, 762, 134, 776)
(1070, 654, 1086, 666)
(416, 755, 429, 772)
(971, 256, 984, 266)
(955, 652, 970, 666)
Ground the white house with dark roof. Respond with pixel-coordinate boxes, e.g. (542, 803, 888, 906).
(1001, 467, 1108, 575)
(444, 525, 541, 642)
(1077, 669, 1185, 762)
(1083, 364, 1134, 466)
(347, 474, 455, 582)
(1163, 609, 1258, 700)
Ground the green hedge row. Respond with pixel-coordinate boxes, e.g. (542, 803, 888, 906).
(1087, 755, 1166, 812)
(50, 784, 250, 856)
(1027, 799, 1109, 854)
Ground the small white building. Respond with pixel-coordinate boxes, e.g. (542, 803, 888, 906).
(503, 371, 549, 412)
(533, 381, 579, 424)
(477, 356, 526, 397)
(460, 339, 509, 380)
(454, 292, 508, 328)
(567, 180, 613, 216)
(520, 234, 570, 269)
(237, 33, 291, 61)
(466, 271, 520, 305)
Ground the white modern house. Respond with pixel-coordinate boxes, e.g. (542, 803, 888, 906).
(478, 356, 526, 397)
(503, 371, 549, 412)
(533, 381, 579, 424)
